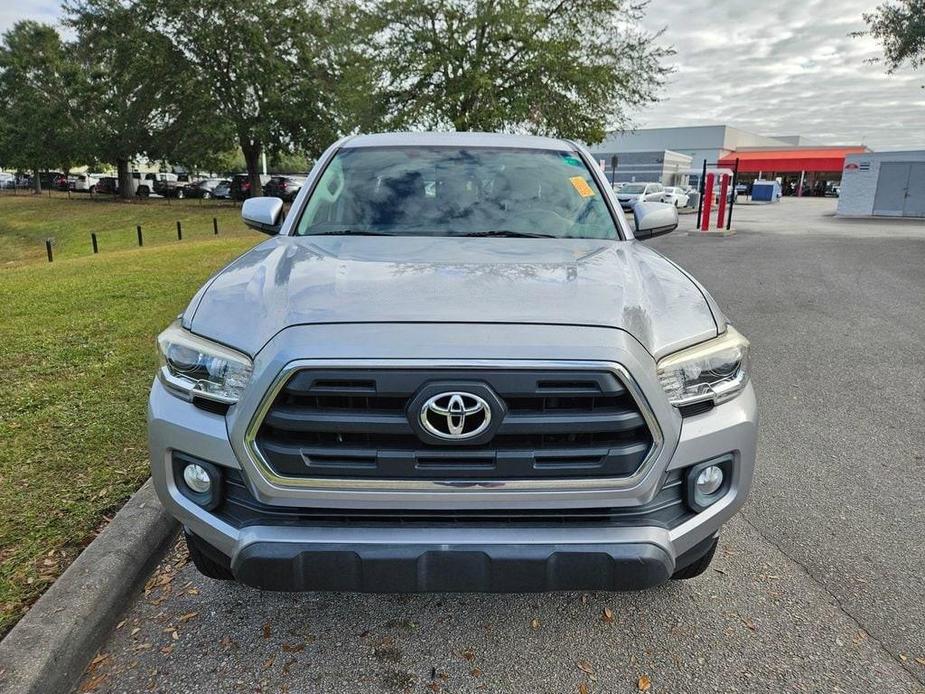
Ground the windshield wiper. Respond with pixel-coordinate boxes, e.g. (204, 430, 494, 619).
(308, 229, 395, 236)
(460, 230, 557, 238)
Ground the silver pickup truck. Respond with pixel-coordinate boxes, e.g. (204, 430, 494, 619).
(149, 132, 757, 593)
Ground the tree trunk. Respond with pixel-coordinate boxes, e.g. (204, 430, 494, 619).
(32, 167, 41, 194)
(117, 158, 132, 200)
(241, 137, 263, 198)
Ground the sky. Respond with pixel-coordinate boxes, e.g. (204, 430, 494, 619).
(2, 0, 923, 152)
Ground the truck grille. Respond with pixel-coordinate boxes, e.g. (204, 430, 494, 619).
(253, 369, 654, 480)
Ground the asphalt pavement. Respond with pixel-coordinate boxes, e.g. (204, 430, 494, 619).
(78, 198, 925, 694)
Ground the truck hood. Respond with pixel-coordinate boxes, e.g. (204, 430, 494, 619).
(185, 236, 719, 358)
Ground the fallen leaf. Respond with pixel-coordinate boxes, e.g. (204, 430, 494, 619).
(131, 628, 141, 637)
(914, 657, 925, 666)
(262, 622, 272, 639)
(470, 667, 482, 677)
(461, 647, 476, 662)
(531, 618, 541, 630)
(637, 674, 652, 691)
(282, 643, 305, 653)
(263, 655, 276, 669)
(578, 683, 590, 694)
(160, 644, 174, 655)
(116, 620, 126, 630)
(577, 659, 594, 675)
(601, 607, 614, 624)
(79, 673, 108, 692)
(178, 612, 199, 623)
(171, 630, 179, 641)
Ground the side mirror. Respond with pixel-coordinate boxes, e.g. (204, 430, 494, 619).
(633, 201, 678, 239)
(242, 196, 284, 235)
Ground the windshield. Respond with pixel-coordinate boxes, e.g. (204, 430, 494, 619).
(621, 184, 646, 194)
(295, 146, 620, 240)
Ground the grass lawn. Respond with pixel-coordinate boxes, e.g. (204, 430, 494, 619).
(0, 190, 253, 266)
(0, 193, 263, 635)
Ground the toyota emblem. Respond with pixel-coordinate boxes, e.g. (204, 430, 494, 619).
(419, 392, 491, 440)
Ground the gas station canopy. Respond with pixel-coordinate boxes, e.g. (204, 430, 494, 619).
(718, 147, 869, 173)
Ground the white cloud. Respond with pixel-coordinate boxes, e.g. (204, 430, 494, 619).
(636, 0, 925, 150)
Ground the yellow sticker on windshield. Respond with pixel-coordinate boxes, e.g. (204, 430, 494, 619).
(569, 176, 595, 198)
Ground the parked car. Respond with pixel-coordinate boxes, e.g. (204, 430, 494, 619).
(211, 180, 232, 199)
(70, 173, 102, 193)
(263, 175, 307, 202)
(0, 172, 15, 189)
(150, 173, 189, 198)
(615, 182, 666, 210)
(95, 176, 119, 195)
(230, 173, 271, 201)
(36, 171, 65, 190)
(662, 186, 690, 208)
(184, 178, 227, 199)
(150, 132, 756, 594)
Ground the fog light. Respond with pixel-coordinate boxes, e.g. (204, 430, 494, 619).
(695, 465, 724, 496)
(685, 457, 732, 513)
(183, 464, 212, 494)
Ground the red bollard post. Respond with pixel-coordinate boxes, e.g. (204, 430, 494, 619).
(700, 173, 715, 231)
(716, 174, 730, 229)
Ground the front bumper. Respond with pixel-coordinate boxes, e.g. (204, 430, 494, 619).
(149, 325, 758, 592)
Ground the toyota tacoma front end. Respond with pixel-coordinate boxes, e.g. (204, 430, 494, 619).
(149, 132, 757, 592)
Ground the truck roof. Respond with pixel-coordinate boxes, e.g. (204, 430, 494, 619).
(342, 131, 578, 151)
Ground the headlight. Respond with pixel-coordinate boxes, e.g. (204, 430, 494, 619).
(156, 321, 253, 403)
(656, 327, 750, 407)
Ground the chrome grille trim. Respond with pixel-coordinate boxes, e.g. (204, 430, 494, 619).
(242, 360, 664, 492)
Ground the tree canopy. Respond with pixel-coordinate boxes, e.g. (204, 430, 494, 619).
(144, 0, 353, 195)
(365, 0, 673, 143)
(2, 0, 674, 190)
(861, 0, 925, 74)
(0, 21, 86, 190)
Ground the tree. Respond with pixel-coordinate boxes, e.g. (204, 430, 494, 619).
(365, 0, 673, 142)
(0, 22, 87, 193)
(65, 0, 205, 198)
(859, 0, 925, 78)
(146, 0, 353, 196)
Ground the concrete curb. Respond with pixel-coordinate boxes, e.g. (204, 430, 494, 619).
(0, 479, 178, 694)
(687, 229, 737, 237)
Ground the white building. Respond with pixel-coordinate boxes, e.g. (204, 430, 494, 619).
(588, 125, 794, 170)
(837, 151, 925, 218)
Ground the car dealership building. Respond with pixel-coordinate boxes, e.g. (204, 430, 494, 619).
(587, 125, 869, 192)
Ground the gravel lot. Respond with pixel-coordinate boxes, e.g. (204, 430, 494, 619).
(79, 198, 925, 694)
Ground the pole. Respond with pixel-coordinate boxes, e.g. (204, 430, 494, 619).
(610, 155, 618, 188)
(46, 239, 53, 263)
(701, 173, 715, 232)
(176, 220, 182, 240)
(696, 159, 707, 228)
(137, 224, 143, 247)
(213, 217, 219, 235)
(716, 175, 730, 229)
(797, 170, 805, 198)
(727, 158, 739, 230)
(91, 232, 98, 254)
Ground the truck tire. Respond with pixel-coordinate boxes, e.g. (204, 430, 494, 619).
(185, 531, 233, 581)
(671, 536, 718, 580)
(137, 186, 150, 198)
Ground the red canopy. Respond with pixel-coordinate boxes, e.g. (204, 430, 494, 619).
(718, 147, 868, 173)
